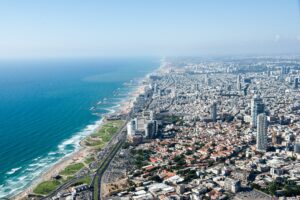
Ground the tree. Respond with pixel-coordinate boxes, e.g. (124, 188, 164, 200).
(150, 175, 162, 183)
(186, 150, 193, 155)
(208, 160, 214, 167)
(267, 181, 279, 196)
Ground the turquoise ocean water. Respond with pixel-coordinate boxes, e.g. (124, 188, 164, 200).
(0, 58, 158, 198)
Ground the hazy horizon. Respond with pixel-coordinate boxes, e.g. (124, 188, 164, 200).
(1, 0, 300, 58)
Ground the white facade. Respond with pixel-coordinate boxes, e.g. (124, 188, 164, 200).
(251, 95, 264, 127)
(127, 119, 136, 136)
(210, 102, 217, 122)
(256, 113, 268, 152)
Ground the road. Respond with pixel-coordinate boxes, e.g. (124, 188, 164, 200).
(92, 123, 127, 200)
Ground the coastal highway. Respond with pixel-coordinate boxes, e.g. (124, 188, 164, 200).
(92, 123, 127, 200)
(92, 140, 124, 200)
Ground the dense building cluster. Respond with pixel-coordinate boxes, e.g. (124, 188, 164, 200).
(105, 56, 300, 200)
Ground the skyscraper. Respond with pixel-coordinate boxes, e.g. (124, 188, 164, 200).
(127, 119, 136, 136)
(281, 66, 289, 75)
(294, 77, 299, 89)
(144, 120, 158, 139)
(237, 75, 241, 91)
(294, 136, 300, 154)
(205, 74, 211, 86)
(210, 102, 217, 122)
(194, 83, 199, 92)
(251, 95, 264, 128)
(256, 113, 268, 152)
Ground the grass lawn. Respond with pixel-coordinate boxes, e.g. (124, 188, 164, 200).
(93, 176, 99, 200)
(61, 175, 74, 184)
(84, 156, 95, 165)
(85, 120, 124, 148)
(33, 180, 61, 195)
(59, 163, 84, 176)
(72, 176, 91, 186)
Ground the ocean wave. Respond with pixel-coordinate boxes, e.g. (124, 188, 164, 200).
(0, 116, 105, 198)
(6, 167, 22, 175)
(33, 156, 41, 161)
(18, 176, 26, 181)
(102, 103, 121, 114)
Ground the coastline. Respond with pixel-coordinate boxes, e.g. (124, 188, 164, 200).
(12, 79, 148, 200)
(12, 148, 91, 200)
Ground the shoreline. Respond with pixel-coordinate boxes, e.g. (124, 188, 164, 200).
(12, 148, 91, 200)
(12, 79, 148, 200)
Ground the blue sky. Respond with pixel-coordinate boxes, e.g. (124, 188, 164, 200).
(0, 0, 300, 58)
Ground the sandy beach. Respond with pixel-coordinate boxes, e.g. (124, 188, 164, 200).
(12, 148, 91, 200)
(12, 81, 147, 200)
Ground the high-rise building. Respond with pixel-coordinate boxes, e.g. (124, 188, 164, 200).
(251, 95, 264, 127)
(281, 66, 289, 75)
(205, 74, 211, 86)
(256, 113, 268, 152)
(207, 78, 211, 86)
(194, 83, 199, 92)
(280, 66, 290, 81)
(294, 77, 299, 89)
(237, 75, 241, 91)
(153, 83, 158, 93)
(294, 137, 300, 154)
(210, 102, 217, 122)
(127, 119, 136, 136)
(144, 120, 158, 139)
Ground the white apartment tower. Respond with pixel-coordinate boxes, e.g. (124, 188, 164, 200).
(237, 75, 241, 91)
(251, 95, 264, 128)
(210, 102, 217, 122)
(256, 113, 268, 152)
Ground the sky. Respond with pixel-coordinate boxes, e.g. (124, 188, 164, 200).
(0, 0, 300, 58)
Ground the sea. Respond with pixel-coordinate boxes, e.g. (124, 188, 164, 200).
(0, 58, 158, 198)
